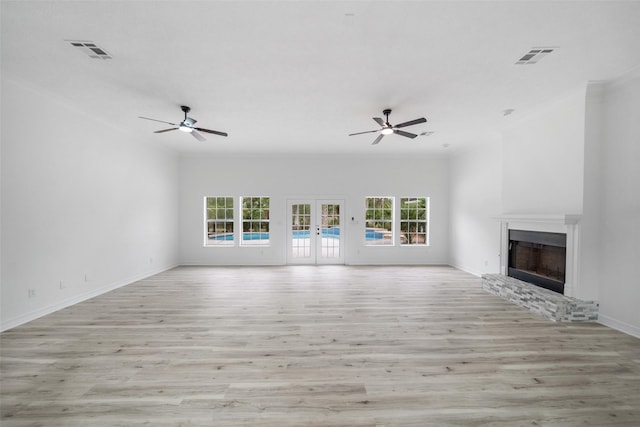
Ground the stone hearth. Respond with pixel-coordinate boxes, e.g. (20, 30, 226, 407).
(482, 274, 598, 322)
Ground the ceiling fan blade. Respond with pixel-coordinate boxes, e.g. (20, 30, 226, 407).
(394, 129, 418, 139)
(191, 130, 206, 142)
(195, 127, 228, 137)
(394, 117, 427, 128)
(371, 134, 385, 145)
(154, 128, 178, 133)
(349, 129, 379, 136)
(139, 116, 176, 126)
(373, 117, 385, 126)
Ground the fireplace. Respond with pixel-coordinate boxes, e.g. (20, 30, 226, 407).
(496, 214, 581, 299)
(486, 214, 598, 322)
(508, 230, 566, 294)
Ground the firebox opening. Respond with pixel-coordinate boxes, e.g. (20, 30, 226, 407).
(508, 230, 566, 294)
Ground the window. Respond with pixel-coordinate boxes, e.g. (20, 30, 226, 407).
(205, 197, 234, 246)
(365, 197, 394, 245)
(400, 197, 429, 245)
(241, 196, 270, 245)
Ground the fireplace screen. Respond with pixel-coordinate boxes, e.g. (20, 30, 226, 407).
(508, 230, 566, 294)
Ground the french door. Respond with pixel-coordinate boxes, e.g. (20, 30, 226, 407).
(286, 199, 344, 264)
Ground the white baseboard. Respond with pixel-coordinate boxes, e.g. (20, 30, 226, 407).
(449, 263, 483, 278)
(598, 314, 640, 339)
(0, 264, 178, 332)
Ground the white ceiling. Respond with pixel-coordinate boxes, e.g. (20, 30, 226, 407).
(2, 1, 640, 155)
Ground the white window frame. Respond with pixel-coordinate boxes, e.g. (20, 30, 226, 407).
(204, 196, 235, 246)
(364, 196, 394, 246)
(240, 196, 270, 246)
(399, 197, 430, 246)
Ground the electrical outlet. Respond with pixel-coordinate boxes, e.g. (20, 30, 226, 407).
(28, 289, 36, 298)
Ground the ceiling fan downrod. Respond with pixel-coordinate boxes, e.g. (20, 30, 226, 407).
(181, 105, 191, 120)
(383, 109, 392, 126)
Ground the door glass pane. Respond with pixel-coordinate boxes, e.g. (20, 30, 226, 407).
(320, 203, 340, 258)
(291, 203, 311, 258)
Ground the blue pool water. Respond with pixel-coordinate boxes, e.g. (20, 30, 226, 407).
(292, 228, 340, 239)
(242, 232, 270, 240)
(210, 227, 386, 241)
(210, 228, 342, 241)
(209, 232, 270, 241)
(365, 228, 385, 240)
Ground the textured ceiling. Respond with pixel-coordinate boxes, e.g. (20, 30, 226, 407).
(2, 1, 640, 155)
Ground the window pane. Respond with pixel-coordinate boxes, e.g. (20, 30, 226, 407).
(241, 196, 270, 245)
(205, 196, 234, 246)
(400, 197, 429, 245)
(365, 196, 393, 245)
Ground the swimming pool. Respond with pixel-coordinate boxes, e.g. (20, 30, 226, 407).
(209, 228, 341, 241)
(209, 227, 386, 241)
(209, 232, 269, 241)
(292, 228, 340, 239)
(365, 228, 386, 240)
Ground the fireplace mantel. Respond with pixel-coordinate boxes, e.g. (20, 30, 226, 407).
(494, 214, 581, 227)
(495, 214, 582, 298)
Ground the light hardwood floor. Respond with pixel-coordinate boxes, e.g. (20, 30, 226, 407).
(2, 266, 640, 426)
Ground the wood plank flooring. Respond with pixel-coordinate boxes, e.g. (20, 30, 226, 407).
(2, 265, 640, 426)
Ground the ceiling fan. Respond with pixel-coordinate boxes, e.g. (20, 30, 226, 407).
(138, 105, 228, 141)
(349, 109, 427, 145)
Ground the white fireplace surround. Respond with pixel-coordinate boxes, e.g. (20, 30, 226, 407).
(495, 214, 581, 299)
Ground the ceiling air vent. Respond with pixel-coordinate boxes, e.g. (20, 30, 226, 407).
(67, 40, 112, 60)
(515, 48, 555, 65)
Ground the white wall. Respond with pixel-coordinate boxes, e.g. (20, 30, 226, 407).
(448, 140, 502, 276)
(596, 69, 640, 337)
(502, 89, 586, 215)
(179, 154, 449, 266)
(580, 82, 605, 304)
(1, 78, 180, 331)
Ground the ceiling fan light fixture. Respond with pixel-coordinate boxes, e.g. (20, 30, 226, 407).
(348, 109, 425, 144)
(139, 106, 228, 139)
